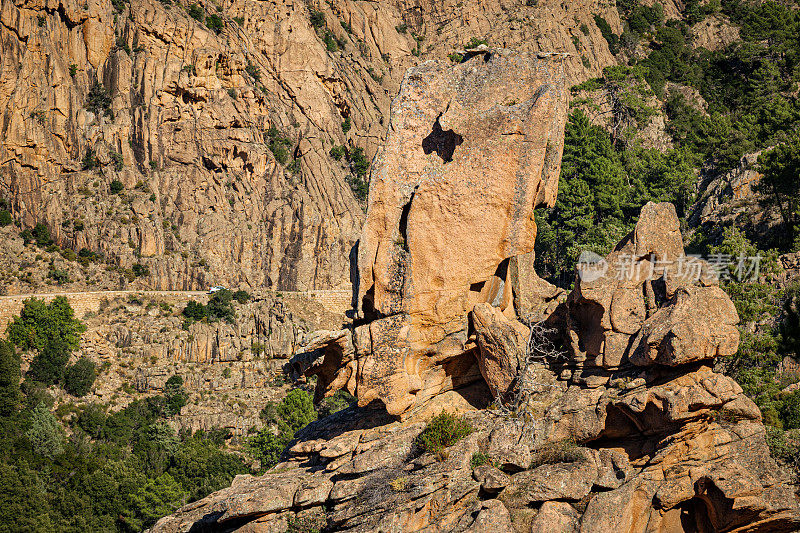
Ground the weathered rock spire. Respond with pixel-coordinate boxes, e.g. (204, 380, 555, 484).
(300, 48, 569, 415)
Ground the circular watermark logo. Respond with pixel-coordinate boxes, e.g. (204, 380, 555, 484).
(576, 250, 608, 282)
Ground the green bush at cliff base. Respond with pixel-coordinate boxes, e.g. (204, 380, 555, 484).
(7, 296, 85, 354)
(416, 411, 473, 455)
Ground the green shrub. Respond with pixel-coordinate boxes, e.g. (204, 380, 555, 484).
(317, 390, 355, 418)
(755, 135, 800, 251)
(205, 13, 223, 33)
(287, 513, 326, 533)
(64, 357, 96, 397)
(28, 338, 71, 385)
(78, 248, 101, 264)
(109, 179, 124, 194)
(31, 223, 51, 246)
(286, 159, 301, 174)
(132, 263, 150, 277)
(341, 116, 351, 133)
(322, 30, 338, 52)
(69, 64, 77, 77)
(82, 148, 99, 170)
(781, 391, 800, 430)
(182, 300, 207, 320)
(348, 146, 370, 178)
(329, 145, 345, 160)
(187, 3, 204, 21)
(0, 209, 12, 226)
(271, 145, 288, 164)
(61, 248, 77, 261)
(309, 9, 325, 29)
(164, 375, 187, 415)
(594, 14, 619, 54)
(86, 82, 111, 116)
(232, 289, 250, 304)
(251, 342, 265, 357)
(208, 289, 235, 323)
(529, 439, 584, 468)
(245, 62, 260, 82)
(416, 411, 473, 454)
(110, 150, 124, 170)
(115, 35, 131, 54)
(267, 126, 292, 165)
(470, 452, 491, 469)
(48, 267, 70, 284)
(121, 473, 188, 531)
(26, 404, 65, 459)
(765, 426, 800, 473)
(346, 174, 368, 201)
(464, 37, 487, 48)
(0, 341, 21, 416)
(250, 389, 317, 470)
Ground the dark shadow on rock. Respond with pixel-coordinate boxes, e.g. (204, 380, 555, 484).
(422, 116, 463, 163)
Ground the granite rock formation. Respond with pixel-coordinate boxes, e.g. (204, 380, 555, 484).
(0, 0, 627, 292)
(152, 202, 800, 533)
(298, 48, 570, 416)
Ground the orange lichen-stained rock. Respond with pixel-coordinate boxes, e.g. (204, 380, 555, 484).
(158, 204, 800, 533)
(357, 49, 568, 329)
(300, 49, 569, 415)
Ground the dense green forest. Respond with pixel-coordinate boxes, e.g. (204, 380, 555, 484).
(535, 0, 800, 477)
(0, 296, 347, 532)
(0, 298, 250, 531)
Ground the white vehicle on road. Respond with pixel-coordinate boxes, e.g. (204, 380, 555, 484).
(208, 286, 227, 294)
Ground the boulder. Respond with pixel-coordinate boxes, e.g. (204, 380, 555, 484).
(504, 449, 598, 503)
(471, 500, 514, 532)
(566, 201, 730, 372)
(473, 464, 511, 493)
(629, 286, 739, 366)
(472, 303, 530, 399)
(530, 502, 580, 533)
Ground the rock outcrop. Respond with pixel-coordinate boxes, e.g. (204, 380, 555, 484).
(298, 48, 569, 415)
(153, 202, 800, 533)
(688, 149, 788, 245)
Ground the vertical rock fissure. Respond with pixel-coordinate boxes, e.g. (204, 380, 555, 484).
(398, 187, 417, 253)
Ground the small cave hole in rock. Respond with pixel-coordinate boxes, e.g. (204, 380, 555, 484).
(422, 116, 463, 163)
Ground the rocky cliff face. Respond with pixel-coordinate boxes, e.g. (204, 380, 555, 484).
(151, 50, 800, 532)
(1, 0, 624, 291)
(38, 290, 343, 433)
(150, 203, 800, 533)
